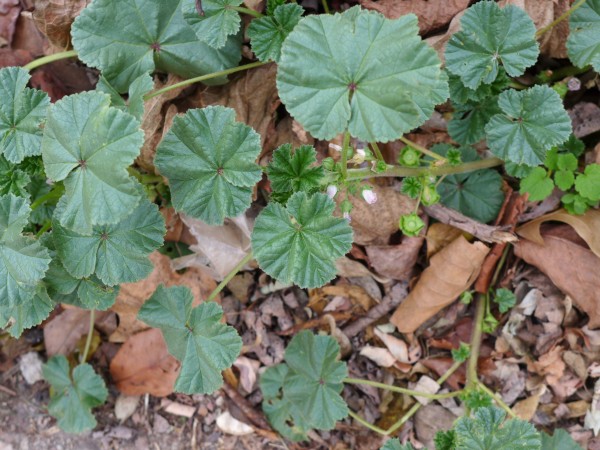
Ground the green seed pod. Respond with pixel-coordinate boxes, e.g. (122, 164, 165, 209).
(398, 146, 420, 167)
(399, 213, 425, 237)
(421, 183, 441, 206)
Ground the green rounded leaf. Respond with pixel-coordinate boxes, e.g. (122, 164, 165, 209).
(567, 0, 600, 72)
(541, 429, 583, 450)
(0, 284, 54, 338)
(448, 99, 501, 145)
(575, 164, 600, 201)
(182, 0, 243, 49)
(519, 167, 554, 201)
(71, 0, 241, 93)
(96, 73, 154, 121)
(155, 106, 262, 225)
(0, 67, 50, 163)
(43, 355, 108, 433)
(276, 6, 448, 142)
(380, 439, 416, 450)
(0, 194, 51, 308)
(52, 199, 165, 286)
(248, 4, 304, 63)
(485, 85, 572, 166)
(445, 1, 539, 89)
(0, 155, 30, 198)
(42, 91, 145, 235)
(554, 170, 575, 191)
(138, 285, 243, 394)
(251, 192, 353, 289)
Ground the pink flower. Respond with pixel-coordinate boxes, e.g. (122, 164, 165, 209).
(362, 189, 377, 205)
(326, 185, 338, 199)
(343, 211, 351, 222)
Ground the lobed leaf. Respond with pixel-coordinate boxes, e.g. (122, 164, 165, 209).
(541, 429, 583, 449)
(96, 73, 154, 120)
(52, 199, 165, 286)
(42, 91, 145, 235)
(567, 0, 600, 72)
(251, 192, 353, 289)
(0, 194, 51, 309)
(248, 4, 304, 63)
(380, 439, 416, 450)
(0, 67, 50, 163)
(276, 6, 448, 142)
(266, 144, 324, 203)
(0, 284, 54, 338)
(485, 85, 572, 166)
(155, 106, 262, 225)
(43, 355, 108, 433)
(182, 0, 243, 49)
(445, 1, 539, 89)
(71, 0, 241, 93)
(0, 155, 30, 198)
(575, 164, 600, 202)
(137, 285, 242, 394)
(520, 167, 554, 202)
(448, 100, 501, 146)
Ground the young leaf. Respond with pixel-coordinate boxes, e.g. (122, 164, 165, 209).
(42, 355, 108, 433)
(451, 342, 471, 363)
(554, 170, 575, 191)
(181, 0, 243, 49)
(485, 86, 572, 166)
(155, 106, 262, 225)
(0, 284, 54, 338)
(52, 199, 165, 286)
(380, 438, 416, 450)
(520, 167, 554, 201)
(0, 194, 51, 308)
(248, 4, 304, 63)
(541, 429, 583, 450)
(0, 155, 30, 197)
(434, 430, 456, 450)
(0, 67, 50, 163)
(251, 192, 353, 289)
(434, 146, 504, 223)
(494, 288, 516, 314)
(266, 144, 324, 203)
(575, 164, 600, 202)
(448, 100, 501, 145)
(567, 0, 600, 72)
(445, 1, 539, 89)
(96, 73, 154, 120)
(42, 91, 145, 235)
(562, 193, 595, 215)
(454, 406, 541, 450)
(137, 285, 242, 394)
(260, 331, 348, 437)
(267, 0, 286, 15)
(71, 0, 241, 93)
(277, 6, 448, 142)
(448, 71, 509, 105)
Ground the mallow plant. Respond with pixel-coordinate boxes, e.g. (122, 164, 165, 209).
(0, 0, 598, 444)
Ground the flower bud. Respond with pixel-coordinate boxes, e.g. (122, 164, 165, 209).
(343, 211, 351, 222)
(329, 143, 343, 152)
(361, 189, 377, 205)
(421, 184, 440, 206)
(326, 185, 338, 199)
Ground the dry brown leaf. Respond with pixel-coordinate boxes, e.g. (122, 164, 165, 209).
(110, 328, 179, 396)
(374, 328, 410, 363)
(361, 0, 469, 34)
(531, 346, 566, 385)
(44, 309, 111, 356)
(518, 209, 600, 258)
(391, 236, 489, 333)
(426, 223, 464, 258)
(346, 185, 417, 245)
(335, 256, 389, 283)
(216, 411, 254, 436)
(366, 236, 423, 281)
(0, 0, 20, 46)
(514, 235, 600, 328)
(569, 103, 600, 139)
(320, 285, 375, 311)
(359, 346, 397, 367)
(32, 0, 89, 50)
(425, 8, 466, 62)
(110, 252, 216, 342)
(233, 356, 260, 393)
(137, 75, 185, 172)
(513, 388, 543, 421)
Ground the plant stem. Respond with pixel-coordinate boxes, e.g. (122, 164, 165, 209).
(343, 378, 463, 400)
(535, 0, 587, 38)
(347, 410, 388, 435)
(466, 294, 486, 390)
(385, 360, 463, 435)
(206, 252, 253, 302)
(326, 157, 503, 184)
(23, 50, 78, 71)
(340, 130, 350, 180)
(477, 381, 517, 418)
(80, 309, 96, 364)
(229, 5, 264, 18)
(30, 185, 64, 211)
(370, 142, 385, 162)
(399, 136, 445, 162)
(321, 0, 330, 14)
(35, 221, 52, 238)
(143, 61, 268, 100)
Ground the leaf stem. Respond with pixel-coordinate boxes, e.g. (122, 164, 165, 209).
(206, 252, 253, 302)
(466, 294, 486, 390)
(535, 0, 587, 38)
(370, 142, 385, 162)
(143, 61, 269, 100)
(35, 221, 52, 238)
(343, 377, 463, 400)
(326, 157, 503, 184)
(230, 5, 264, 17)
(30, 184, 64, 211)
(23, 50, 78, 71)
(477, 381, 517, 418)
(321, 0, 330, 14)
(347, 410, 388, 435)
(399, 136, 445, 162)
(80, 309, 95, 364)
(340, 130, 350, 180)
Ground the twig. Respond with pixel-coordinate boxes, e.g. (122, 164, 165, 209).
(466, 295, 485, 390)
(342, 282, 407, 338)
(423, 204, 517, 244)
